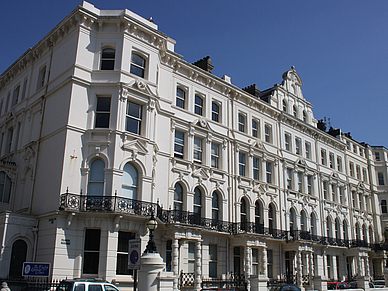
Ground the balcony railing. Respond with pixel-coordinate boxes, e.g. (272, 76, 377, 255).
(59, 192, 382, 250)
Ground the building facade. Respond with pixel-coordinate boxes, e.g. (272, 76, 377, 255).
(0, 2, 386, 290)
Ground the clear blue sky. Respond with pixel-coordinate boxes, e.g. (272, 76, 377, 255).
(1, 0, 387, 147)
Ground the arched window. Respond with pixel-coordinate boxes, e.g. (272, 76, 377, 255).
(88, 159, 105, 195)
(130, 53, 146, 78)
(240, 198, 247, 230)
(9, 239, 27, 278)
(303, 110, 307, 122)
(326, 216, 332, 238)
(174, 183, 183, 211)
(212, 192, 219, 220)
(100, 48, 115, 70)
(293, 105, 297, 117)
(122, 163, 138, 200)
(300, 211, 306, 232)
(194, 187, 202, 215)
(268, 203, 275, 232)
(343, 221, 348, 241)
(289, 208, 296, 232)
(0, 171, 12, 203)
(310, 213, 316, 235)
(282, 100, 287, 112)
(335, 218, 341, 239)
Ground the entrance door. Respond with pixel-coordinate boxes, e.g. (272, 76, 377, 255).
(9, 240, 27, 278)
(285, 251, 295, 284)
(234, 246, 242, 276)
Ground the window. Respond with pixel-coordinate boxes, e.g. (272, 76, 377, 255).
(174, 183, 183, 211)
(0, 172, 12, 203)
(88, 159, 105, 195)
(339, 187, 344, 204)
(174, 131, 184, 159)
(266, 162, 272, 184)
(212, 102, 220, 122)
(193, 137, 203, 163)
(83, 229, 101, 274)
(116, 231, 135, 275)
(293, 105, 297, 117)
(12, 85, 20, 107)
(265, 124, 272, 143)
(194, 187, 202, 215)
(331, 184, 336, 202)
(166, 240, 172, 272)
(337, 157, 342, 172)
(240, 198, 247, 226)
(126, 101, 142, 134)
(21, 78, 28, 100)
(298, 172, 303, 192)
(95, 97, 111, 128)
(253, 157, 260, 180)
(381, 200, 387, 214)
(255, 201, 262, 229)
(212, 192, 219, 220)
(37, 66, 46, 90)
(362, 168, 367, 182)
(238, 113, 246, 132)
(239, 153, 246, 176)
(252, 120, 259, 137)
(349, 162, 354, 177)
(209, 244, 218, 278)
(352, 191, 356, 208)
(321, 149, 326, 165)
(188, 242, 195, 273)
(282, 100, 287, 112)
(329, 153, 334, 169)
(307, 175, 313, 195)
(359, 148, 364, 157)
(267, 250, 273, 278)
(5, 92, 10, 113)
(211, 143, 219, 168)
(375, 152, 381, 161)
(305, 142, 311, 159)
(295, 138, 301, 155)
(311, 213, 316, 235)
(252, 248, 259, 275)
(353, 144, 357, 153)
(122, 163, 138, 200)
(285, 134, 290, 151)
(6, 128, 13, 154)
(358, 193, 363, 210)
(323, 181, 328, 200)
(378, 173, 385, 186)
(100, 48, 115, 70)
(176, 88, 186, 109)
(286, 169, 293, 190)
(130, 53, 145, 78)
(327, 255, 332, 279)
(194, 94, 204, 115)
(303, 111, 307, 122)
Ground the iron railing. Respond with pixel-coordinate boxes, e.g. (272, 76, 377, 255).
(202, 274, 247, 291)
(59, 192, 385, 251)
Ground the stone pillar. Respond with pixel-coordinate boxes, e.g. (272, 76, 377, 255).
(138, 252, 165, 291)
(262, 247, 268, 278)
(357, 255, 362, 277)
(332, 256, 338, 281)
(172, 238, 179, 291)
(195, 240, 202, 291)
(366, 256, 370, 278)
(297, 250, 302, 287)
(309, 252, 314, 289)
(246, 246, 251, 291)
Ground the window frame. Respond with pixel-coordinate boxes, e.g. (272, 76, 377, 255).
(239, 152, 246, 176)
(37, 65, 47, 90)
(238, 113, 246, 133)
(100, 48, 116, 70)
(211, 142, 220, 169)
(285, 133, 291, 151)
(295, 138, 301, 155)
(174, 130, 185, 159)
(211, 101, 220, 122)
(378, 172, 385, 186)
(266, 161, 272, 184)
(264, 124, 272, 143)
(83, 229, 101, 274)
(193, 136, 203, 164)
(253, 157, 260, 181)
(126, 100, 142, 135)
(95, 96, 111, 129)
(194, 94, 204, 116)
(305, 142, 311, 160)
(130, 51, 146, 78)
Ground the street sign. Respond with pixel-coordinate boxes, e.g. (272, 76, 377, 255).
(22, 262, 50, 277)
(128, 239, 141, 270)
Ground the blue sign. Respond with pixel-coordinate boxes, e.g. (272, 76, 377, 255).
(22, 262, 50, 277)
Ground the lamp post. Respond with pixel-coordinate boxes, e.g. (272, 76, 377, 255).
(145, 212, 158, 253)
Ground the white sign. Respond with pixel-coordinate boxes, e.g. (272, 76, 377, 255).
(128, 239, 141, 270)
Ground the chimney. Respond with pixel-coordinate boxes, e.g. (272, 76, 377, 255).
(242, 84, 260, 97)
(193, 56, 214, 73)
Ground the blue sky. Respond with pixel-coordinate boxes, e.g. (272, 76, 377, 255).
(1, 0, 387, 147)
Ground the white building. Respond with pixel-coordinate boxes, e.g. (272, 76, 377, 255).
(0, 2, 386, 291)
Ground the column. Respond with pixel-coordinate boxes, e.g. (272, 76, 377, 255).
(262, 247, 268, 278)
(172, 238, 179, 291)
(357, 255, 362, 277)
(245, 246, 251, 291)
(297, 250, 302, 287)
(309, 252, 314, 288)
(195, 240, 202, 291)
(366, 256, 370, 278)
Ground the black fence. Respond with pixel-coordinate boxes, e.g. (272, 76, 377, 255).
(0, 278, 61, 291)
(59, 192, 386, 251)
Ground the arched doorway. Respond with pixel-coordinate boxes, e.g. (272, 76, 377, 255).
(9, 239, 27, 278)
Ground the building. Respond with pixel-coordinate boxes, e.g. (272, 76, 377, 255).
(0, 2, 386, 290)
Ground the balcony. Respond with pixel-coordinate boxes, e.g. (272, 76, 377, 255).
(59, 193, 378, 250)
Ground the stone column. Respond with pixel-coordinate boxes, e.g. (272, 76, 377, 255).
(195, 240, 202, 291)
(366, 256, 370, 278)
(172, 238, 179, 291)
(309, 252, 314, 288)
(357, 255, 362, 277)
(297, 250, 302, 287)
(246, 246, 251, 291)
(262, 247, 268, 278)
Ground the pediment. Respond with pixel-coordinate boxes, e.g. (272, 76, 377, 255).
(357, 181, 366, 191)
(124, 79, 158, 98)
(122, 140, 148, 155)
(192, 117, 212, 131)
(192, 167, 209, 180)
